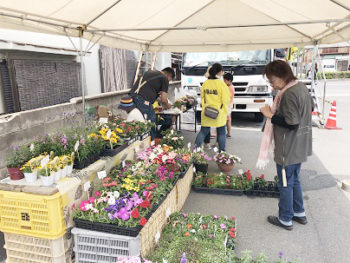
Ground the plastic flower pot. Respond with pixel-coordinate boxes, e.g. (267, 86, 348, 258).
(7, 167, 24, 180)
(194, 163, 208, 174)
(217, 163, 235, 173)
(24, 171, 38, 183)
(40, 175, 54, 186)
(61, 166, 68, 178)
(67, 165, 73, 176)
(54, 171, 61, 182)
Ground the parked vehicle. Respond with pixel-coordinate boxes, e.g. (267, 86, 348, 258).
(181, 49, 284, 122)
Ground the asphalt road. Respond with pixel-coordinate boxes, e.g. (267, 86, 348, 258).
(181, 79, 350, 262)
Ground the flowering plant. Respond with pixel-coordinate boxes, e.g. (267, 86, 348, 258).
(214, 152, 241, 165)
(192, 151, 211, 165)
(161, 129, 185, 149)
(146, 212, 236, 263)
(254, 174, 267, 189)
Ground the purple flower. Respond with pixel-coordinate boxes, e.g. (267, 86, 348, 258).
(279, 252, 284, 259)
(220, 224, 226, 229)
(209, 234, 214, 239)
(80, 137, 85, 146)
(61, 135, 68, 147)
(213, 215, 219, 220)
(13, 145, 19, 151)
(116, 207, 130, 221)
(108, 213, 114, 220)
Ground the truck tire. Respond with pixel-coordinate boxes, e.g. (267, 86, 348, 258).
(254, 113, 264, 122)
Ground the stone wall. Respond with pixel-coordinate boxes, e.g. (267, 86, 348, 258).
(0, 81, 181, 179)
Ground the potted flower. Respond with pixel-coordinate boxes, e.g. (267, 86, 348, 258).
(39, 166, 54, 186)
(161, 129, 184, 149)
(20, 161, 38, 183)
(214, 152, 241, 173)
(254, 174, 267, 190)
(49, 157, 61, 182)
(6, 146, 32, 180)
(192, 151, 211, 174)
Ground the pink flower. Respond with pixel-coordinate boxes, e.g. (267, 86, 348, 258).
(88, 197, 96, 203)
(214, 215, 219, 220)
(183, 213, 188, 218)
(260, 174, 265, 179)
(220, 223, 226, 229)
(79, 200, 89, 211)
(94, 191, 101, 197)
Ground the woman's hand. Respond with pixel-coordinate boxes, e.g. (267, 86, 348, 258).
(260, 104, 273, 119)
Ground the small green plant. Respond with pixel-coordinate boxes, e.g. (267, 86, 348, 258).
(6, 146, 32, 168)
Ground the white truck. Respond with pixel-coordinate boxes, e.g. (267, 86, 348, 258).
(181, 49, 285, 122)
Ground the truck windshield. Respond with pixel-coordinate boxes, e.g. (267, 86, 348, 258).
(183, 50, 271, 67)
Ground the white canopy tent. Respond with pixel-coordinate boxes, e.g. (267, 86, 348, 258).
(0, 0, 349, 52)
(0, 0, 349, 121)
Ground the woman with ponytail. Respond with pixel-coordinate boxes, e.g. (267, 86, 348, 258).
(194, 63, 231, 152)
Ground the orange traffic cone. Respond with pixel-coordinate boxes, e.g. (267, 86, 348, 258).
(325, 101, 341, 130)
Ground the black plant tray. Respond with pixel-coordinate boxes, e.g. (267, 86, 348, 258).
(73, 154, 100, 170)
(124, 137, 137, 146)
(74, 218, 143, 237)
(138, 132, 150, 141)
(251, 189, 280, 198)
(192, 186, 243, 196)
(100, 143, 128, 157)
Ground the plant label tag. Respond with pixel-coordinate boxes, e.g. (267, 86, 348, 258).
(97, 170, 107, 179)
(155, 231, 160, 243)
(106, 129, 112, 139)
(193, 167, 196, 173)
(166, 208, 171, 218)
(213, 147, 218, 153)
(122, 160, 126, 167)
(99, 118, 108, 124)
(135, 146, 140, 153)
(187, 142, 191, 149)
(74, 140, 80, 152)
(30, 143, 35, 152)
(41, 155, 50, 168)
(84, 181, 91, 191)
(151, 141, 155, 146)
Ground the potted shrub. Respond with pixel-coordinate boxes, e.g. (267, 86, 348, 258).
(214, 152, 241, 173)
(192, 151, 211, 174)
(6, 146, 32, 180)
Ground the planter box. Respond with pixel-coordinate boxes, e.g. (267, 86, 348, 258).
(139, 132, 150, 141)
(176, 164, 194, 211)
(72, 227, 140, 262)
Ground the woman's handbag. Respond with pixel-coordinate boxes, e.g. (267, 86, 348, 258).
(203, 83, 222, 119)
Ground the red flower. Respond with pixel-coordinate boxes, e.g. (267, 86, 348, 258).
(140, 200, 151, 209)
(131, 208, 140, 219)
(260, 174, 265, 179)
(202, 224, 207, 229)
(121, 123, 126, 128)
(229, 231, 235, 238)
(231, 217, 236, 220)
(140, 217, 147, 226)
(247, 173, 252, 181)
(230, 227, 236, 232)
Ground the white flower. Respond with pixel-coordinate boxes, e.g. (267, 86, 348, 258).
(113, 191, 120, 198)
(171, 137, 178, 141)
(191, 229, 196, 233)
(238, 169, 244, 175)
(162, 155, 168, 163)
(149, 153, 157, 161)
(180, 136, 184, 140)
(108, 196, 116, 205)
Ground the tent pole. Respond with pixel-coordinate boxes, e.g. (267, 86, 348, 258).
(134, 51, 144, 84)
(79, 27, 86, 123)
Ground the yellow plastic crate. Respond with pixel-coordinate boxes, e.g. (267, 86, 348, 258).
(0, 190, 68, 239)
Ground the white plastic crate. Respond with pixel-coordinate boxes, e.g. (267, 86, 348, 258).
(4, 232, 72, 263)
(72, 227, 140, 263)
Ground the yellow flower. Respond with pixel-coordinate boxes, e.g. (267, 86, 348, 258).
(110, 137, 117, 144)
(89, 133, 98, 139)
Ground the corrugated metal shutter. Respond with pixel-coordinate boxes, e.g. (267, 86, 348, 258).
(0, 60, 15, 113)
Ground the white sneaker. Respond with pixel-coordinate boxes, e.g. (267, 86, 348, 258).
(204, 143, 211, 150)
